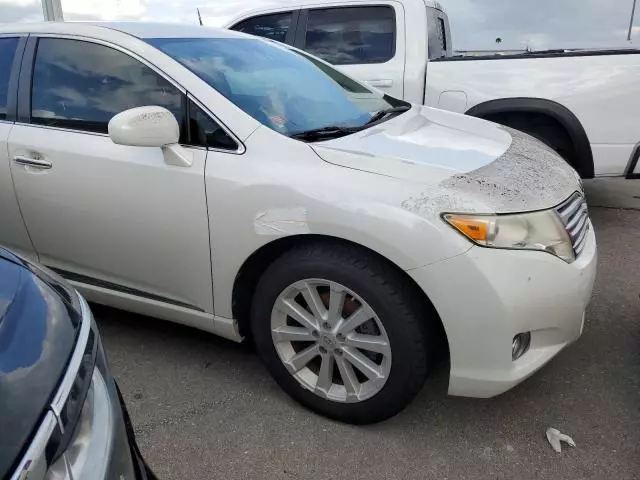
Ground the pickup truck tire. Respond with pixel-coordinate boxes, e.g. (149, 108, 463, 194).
(250, 241, 432, 424)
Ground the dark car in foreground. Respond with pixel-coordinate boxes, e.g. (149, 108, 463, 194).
(0, 247, 154, 480)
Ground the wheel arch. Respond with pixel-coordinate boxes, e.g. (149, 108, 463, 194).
(231, 234, 447, 350)
(466, 97, 595, 178)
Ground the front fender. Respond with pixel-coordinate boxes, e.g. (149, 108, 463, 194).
(206, 127, 470, 319)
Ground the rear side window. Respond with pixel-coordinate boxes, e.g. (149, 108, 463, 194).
(303, 6, 395, 65)
(0, 37, 19, 120)
(426, 7, 447, 59)
(30, 38, 185, 135)
(232, 12, 294, 43)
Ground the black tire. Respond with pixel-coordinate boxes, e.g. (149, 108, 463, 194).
(250, 241, 433, 424)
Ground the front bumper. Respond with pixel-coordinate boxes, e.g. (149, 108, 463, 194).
(409, 225, 597, 397)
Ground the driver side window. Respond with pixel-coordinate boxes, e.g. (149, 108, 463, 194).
(31, 38, 186, 135)
(31, 37, 237, 151)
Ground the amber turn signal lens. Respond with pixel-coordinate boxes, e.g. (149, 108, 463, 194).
(445, 216, 489, 242)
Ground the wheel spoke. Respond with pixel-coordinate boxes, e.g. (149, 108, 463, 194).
(345, 333, 390, 355)
(336, 305, 372, 335)
(272, 326, 315, 343)
(343, 347, 384, 380)
(286, 344, 321, 373)
(315, 355, 334, 393)
(335, 356, 360, 397)
(272, 279, 392, 403)
(301, 282, 327, 320)
(327, 283, 346, 325)
(279, 298, 319, 331)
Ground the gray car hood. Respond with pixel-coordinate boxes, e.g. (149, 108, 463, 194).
(312, 106, 581, 214)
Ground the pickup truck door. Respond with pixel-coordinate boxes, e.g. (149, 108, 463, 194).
(293, 3, 406, 99)
(0, 35, 36, 259)
(8, 36, 216, 323)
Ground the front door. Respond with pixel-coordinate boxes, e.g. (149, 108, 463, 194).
(8, 36, 214, 316)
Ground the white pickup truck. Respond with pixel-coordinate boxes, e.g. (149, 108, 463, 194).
(224, 0, 640, 179)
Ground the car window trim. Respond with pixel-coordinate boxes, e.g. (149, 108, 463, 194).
(1, 35, 27, 124)
(17, 34, 246, 153)
(187, 93, 245, 154)
(294, 4, 398, 65)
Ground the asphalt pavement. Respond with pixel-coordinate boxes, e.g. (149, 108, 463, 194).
(96, 179, 640, 480)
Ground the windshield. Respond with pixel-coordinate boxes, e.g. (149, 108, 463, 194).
(147, 37, 403, 136)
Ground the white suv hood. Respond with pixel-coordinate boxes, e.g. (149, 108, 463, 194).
(312, 106, 581, 214)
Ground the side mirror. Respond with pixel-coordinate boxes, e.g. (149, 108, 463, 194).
(108, 106, 192, 167)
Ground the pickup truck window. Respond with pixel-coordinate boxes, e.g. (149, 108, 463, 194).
(0, 37, 19, 121)
(148, 37, 397, 136)
(232, 12, 294, 44)
(426, 7, 447, 60)
(303, 6, 395, 65)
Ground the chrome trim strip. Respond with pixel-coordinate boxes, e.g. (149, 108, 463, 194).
(567, 212, 588, 238)
(565, 206, 588, 233)
(50, 295, 92, 416)
(555, 192, 590, 259)
(9, 412, 59, 480)
(13, 155, 53, 169)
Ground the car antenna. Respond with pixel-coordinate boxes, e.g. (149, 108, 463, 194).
(197, 7, 203, 26)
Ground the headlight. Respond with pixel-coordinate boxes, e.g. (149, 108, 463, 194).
(443, 209, 575, 262)
(45, 368, 113, 480)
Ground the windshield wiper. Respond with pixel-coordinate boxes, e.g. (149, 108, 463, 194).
(290, 105, 412, 141)
(363, 105, 411, 126)
(289, 125, 359, 141)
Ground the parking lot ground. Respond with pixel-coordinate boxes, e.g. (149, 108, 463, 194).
(96, 181, 640, 480)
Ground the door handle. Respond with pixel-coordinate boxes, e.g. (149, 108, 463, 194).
(13, 155, 53, 170)
(366, 79, 393, 88)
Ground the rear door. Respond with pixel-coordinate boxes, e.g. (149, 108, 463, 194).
(294, 3, 405, 99)
(7, 35, 218, 318)
(0, 35, 35, 259)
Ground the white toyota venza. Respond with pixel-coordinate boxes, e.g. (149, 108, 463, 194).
(0, 23, 596, 423)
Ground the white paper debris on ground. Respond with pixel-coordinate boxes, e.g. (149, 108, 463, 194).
(546, 427, 576, 453)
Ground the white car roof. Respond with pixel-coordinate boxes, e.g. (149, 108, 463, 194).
(0, 21, 245, 39)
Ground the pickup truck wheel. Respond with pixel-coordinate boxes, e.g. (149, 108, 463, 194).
(250, 242, 431, 424)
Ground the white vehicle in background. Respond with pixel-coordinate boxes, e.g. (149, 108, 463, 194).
(225, 0, 640, 179)
(0, 22, 595, 424)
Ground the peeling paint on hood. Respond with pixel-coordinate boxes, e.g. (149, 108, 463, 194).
(312, 106, 581, 215)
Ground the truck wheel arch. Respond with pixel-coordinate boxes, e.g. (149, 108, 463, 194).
(466, 98, 594, 179)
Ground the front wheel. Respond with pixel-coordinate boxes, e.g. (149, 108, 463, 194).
(251, 242, 433, 424)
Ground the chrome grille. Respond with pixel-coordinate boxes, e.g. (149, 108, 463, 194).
(556, 193, 590, 257)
